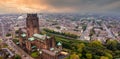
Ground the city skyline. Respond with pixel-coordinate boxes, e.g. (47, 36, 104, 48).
(0, 0, 120, 14)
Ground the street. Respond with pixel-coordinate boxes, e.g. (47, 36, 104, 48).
(6, 39, 34, 59)
(0, 19, 33, 59)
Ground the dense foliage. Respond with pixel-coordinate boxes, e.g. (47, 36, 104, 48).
(43, 28, 78, 39)
(14, 54, 21, 59)
(31, 52, 39, 58)
(59, 38, 120, 59)
(43, 30, 120, 59)
(82, 24, 87, 31)
(6, 33, 11, 37)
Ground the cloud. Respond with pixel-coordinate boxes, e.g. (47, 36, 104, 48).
(0, 0, 120, 14)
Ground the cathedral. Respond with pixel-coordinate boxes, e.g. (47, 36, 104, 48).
(18, 14, 67, 59)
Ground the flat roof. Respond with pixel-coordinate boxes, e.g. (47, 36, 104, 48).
(33, 34, 50, 40)
(21, 33, 26, 37)
(28, 37, 35, 41)
(42, 49, 56, 56)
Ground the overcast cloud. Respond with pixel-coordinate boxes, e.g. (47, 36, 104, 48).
(0, 0, 120, 14)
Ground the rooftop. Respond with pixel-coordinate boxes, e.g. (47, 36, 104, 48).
(16, 42, 19, 45)
(57, 42, 62, 46)
(33, 34, 50, 40)
(21, 33, 26, 37)
(28, 37, 35, 41)
(42, 49, 56, 56)
(31, 46, 36, 49)
(50, 48, 54, 51)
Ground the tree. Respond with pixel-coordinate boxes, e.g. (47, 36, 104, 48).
(117, 43, 120, 50)
(85, 40, 105, 56)
(14, 54, 21, 59)
(100, 56, 109, 59)
(82, 25, 87, 31)
(86, 53, 92, 59)
(13, 39, 19, 43)
(78, 53, 82, 59)
(106, 40, 118, 50)
(90, 40, 104, 48)
(77, 43, 85, 53)
(114, 50, 120, 58)
(6, 33, 11, 37)
(118, 31, 120, 36)
(56, 26, 61, 29)
(70, 53, 80, 59)
(104, 52, 113, 59)
(31, 52, 39, 58)
(89, 28, 95, 37)
(15, 30, 19, 34)
(93, 55, 100, 59)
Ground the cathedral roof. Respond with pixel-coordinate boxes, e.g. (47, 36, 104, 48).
(31, 46, 36, 49)
(57, 42, 62, 46)
(42, 49, 56, 56)
(28, 37, 35, 41)
(50, 48, 54, 51)
(33, 34, 50, 40)
(21, 33, 26, 37)
(16, 42, 19, 45)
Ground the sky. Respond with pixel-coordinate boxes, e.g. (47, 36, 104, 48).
(0, 0, 120, 14)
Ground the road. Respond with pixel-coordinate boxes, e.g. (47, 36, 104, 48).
(2, 48, 14, 57)
(103, 22, 116, 39)
(6, 39, 34, 59)
(0, 19, 5, 39)
(80, 20, 93, 40)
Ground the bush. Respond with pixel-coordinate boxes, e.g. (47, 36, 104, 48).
(100, 56, 109, 59)
(43, 28, 78, 39)
(31, 52, 39, 58)
(6, 33, 11, 37)
(13, 39, 19, 43)
(14, 54, 21, 59)
(86, 53, 92, 59)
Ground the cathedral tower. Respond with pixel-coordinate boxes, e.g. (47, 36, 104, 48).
(26, 14, 40, 37)
(26, 14, 40, 52)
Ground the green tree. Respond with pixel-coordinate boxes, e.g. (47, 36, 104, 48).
(15, 30, 19, 34)
(31, 52, 39, 58)
(86, 53, 92, 59)
(85, 40, 105, 56)
(6, 33, 11, 37)
(70, 53, 80, 59)
(100, 56, 109, 59)
(90, 40, 104, 48)
(78, 53, 82, 58)
(89, 28, 95, 37)
(106, 40, 118, 50)
(104, 52, 113, 59)
(82, 25, 87, 31)
(114, 50, 120, 58)
(117, 43, 120, 50)
(56, 26, 61, 29)
(93, 55, 100, 59)
(14, 54, 21, 59)
(77, 43, 85, 53)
